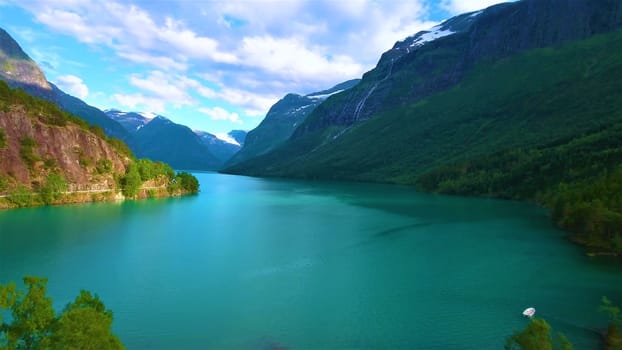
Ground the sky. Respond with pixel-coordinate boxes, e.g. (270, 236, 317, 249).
(0, 0, 511, 135)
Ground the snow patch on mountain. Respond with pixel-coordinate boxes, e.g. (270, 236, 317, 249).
(139, 111, 157, 119)
(308, 89, 345, 100)
(409, 25, 455, 48)
(215, 133, 240, 146)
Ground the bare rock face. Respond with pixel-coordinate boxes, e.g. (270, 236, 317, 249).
(0, 29, 52, 97)
(0, 106, 128, 189)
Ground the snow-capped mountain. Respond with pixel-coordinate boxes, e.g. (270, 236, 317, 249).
(227, 79, 359, 166)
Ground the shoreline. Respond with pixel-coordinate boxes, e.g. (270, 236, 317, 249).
(0, 185, 195, 210)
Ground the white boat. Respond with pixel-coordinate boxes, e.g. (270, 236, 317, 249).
(522, 307, 536, 318)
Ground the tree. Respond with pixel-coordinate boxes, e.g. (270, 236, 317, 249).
(41, 291, 123, 350)
(2, 276, 55, 350)
(177, 172, 199, 193)
(601, 296, 622, 350)
(505, 319, 553, 350)
(0, 277, 124, 350)
(39, 173, 67, 205)
(136, 159, 155, 181)
(121, 162, 141, 198)
(7, 184, 33, 207)
(505, 318, 573, 350)
(0, 128, 6, 149)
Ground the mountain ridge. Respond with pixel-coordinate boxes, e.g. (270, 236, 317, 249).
(226, 79, 359, 166)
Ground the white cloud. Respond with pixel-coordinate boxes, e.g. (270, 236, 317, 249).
(117, 52, 188, 71)
(238, 36, 364, 83)
(198, 107, 242, 124)
(55, 74, 89, 99)
(26, 1, 235, 71)
(441, 0, 513, 14)
(14, 0, 469, 129)
(111, 93, 165, 113)
(217, 87, 279, 117)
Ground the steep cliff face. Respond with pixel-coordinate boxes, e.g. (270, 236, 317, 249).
(0, 28, 128, 140)
(0, 106, 128, 190)
(0, 29, 53, 99)
(292, 0, 622, 139)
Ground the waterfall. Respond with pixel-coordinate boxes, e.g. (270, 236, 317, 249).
(352, 59, 394, 121)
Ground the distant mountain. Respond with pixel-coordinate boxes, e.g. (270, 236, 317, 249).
(128, 116, 220, 170)
(227, 130, 247, 146)
(104, 109, 152, 133)
(106, 109, 243, 166)
(227, 79, 359, 166)
(51, 85, 129, 140)
(0, 28, 129, 140)
(194, 130, 242, 163)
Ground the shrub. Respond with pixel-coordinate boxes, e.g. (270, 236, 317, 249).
(96, 159, 113, 174)
(0, 128, 6, 149)
(19, 137, 39, 170)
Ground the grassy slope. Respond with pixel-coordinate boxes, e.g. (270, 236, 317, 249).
(226, 30, 622, 252)
(228, 29, 622, 184)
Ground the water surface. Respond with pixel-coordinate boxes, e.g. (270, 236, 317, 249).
(1, 172, 621, 349)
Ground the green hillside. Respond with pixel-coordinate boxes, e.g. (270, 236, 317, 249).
(226, 29, 622, 252)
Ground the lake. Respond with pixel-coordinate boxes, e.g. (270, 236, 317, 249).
(1, 172, 621, 349)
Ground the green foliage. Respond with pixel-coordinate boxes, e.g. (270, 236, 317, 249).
(96, 158, 113, 174)
(0, 277, 124, 350)
(0, 174, 7, 193)
(120, 162, 141, 198)
(228, 29, 622, 190)
(0, 128, 6, 149)
(136, 158, 156, 181)
(39, 172, 67, 205)
(42, 158, 56, 169)
(505, 319, 553, 350)
(7, 184, 33, 207)
(2, 276, 55, 350)
(78, 151, 92, 168)
(605, 324, 622, 350)
(19, 136, 39, 170)
(89, 125, 106, 139)
(136, 158, 175, 181)
(505, 318, 572, 350)
(556, 333, 574, 350)
(0, 80, 133, 160)
(177, 171, 199, 193)
(106, 137, 134, 159)
(601, 296, 621, 325)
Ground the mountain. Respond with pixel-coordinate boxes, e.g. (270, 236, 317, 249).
(227, 130, 247, 146)
(194, 130, 242, 163)
(106, 109, 242, 166)
(224, 0, 622, 179)
(0, 28, 52, 99)
(0, 80, 199, 208)
(0, 28, 129, 140)
(128, 116, 220, 170)
(104, 109, 152, 133)
(223, 0, 622, 252)
(50, 85, 129, 140)
(227, 79, 359, 166)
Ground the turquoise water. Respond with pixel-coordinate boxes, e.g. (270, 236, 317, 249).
(1, 172, 622, 349)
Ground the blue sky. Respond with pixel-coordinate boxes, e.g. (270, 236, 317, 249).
(0, 0, 510, 135)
